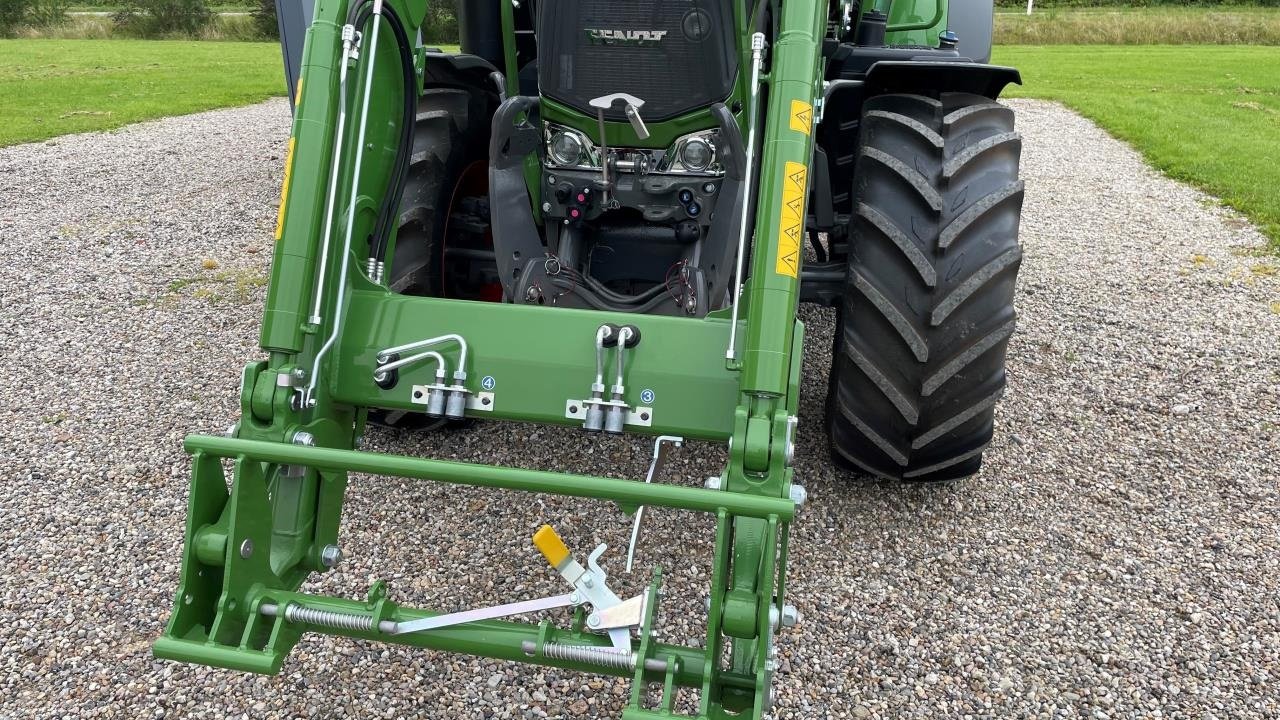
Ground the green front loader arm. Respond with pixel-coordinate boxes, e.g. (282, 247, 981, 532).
(155, 0, 828, 717)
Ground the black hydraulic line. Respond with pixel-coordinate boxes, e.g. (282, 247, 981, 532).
(546, 277, 683, 314)
(752, 0, 770, 35)
(347, 0, 417, 269)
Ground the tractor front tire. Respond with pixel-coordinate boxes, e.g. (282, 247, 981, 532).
(826, 92, 1024, 482)
(369, 83, 491, 431)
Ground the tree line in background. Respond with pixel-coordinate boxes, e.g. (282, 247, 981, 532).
(0, 0, 459, 38)
(1, 0, 69, 34)
(4, 0, 1277, 38)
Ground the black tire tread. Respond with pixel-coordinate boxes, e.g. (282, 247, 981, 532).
(826, 91, 1024, 482)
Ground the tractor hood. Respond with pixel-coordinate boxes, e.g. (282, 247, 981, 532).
(537, 0, 738, 124)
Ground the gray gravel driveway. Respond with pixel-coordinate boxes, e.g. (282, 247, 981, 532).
(0, 98, 1277, 719)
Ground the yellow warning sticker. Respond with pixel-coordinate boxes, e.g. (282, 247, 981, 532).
(274, 136, 297, 242)
(775, 161, 807, 279)
(789, 99, 813, 136)
(294, 76, 304, 105)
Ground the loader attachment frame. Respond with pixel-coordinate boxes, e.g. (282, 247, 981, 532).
(156, 0, 832, 717)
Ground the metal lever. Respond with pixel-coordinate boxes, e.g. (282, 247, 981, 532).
(533, 526, 644, 652)
(590, 93, 649, 139)
(623, 103, 649, 140)
(392, 593, 580, 635)
(626, 435, 684, 573)
(588, 93, 649, 206)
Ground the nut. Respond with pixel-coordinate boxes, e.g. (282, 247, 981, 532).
(320, 544, 343, 568)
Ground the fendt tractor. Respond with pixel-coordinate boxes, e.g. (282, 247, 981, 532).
(154, 0, 1025, 716)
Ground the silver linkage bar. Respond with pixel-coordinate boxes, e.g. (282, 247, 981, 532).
(261, 592, 577, 636)
(725, 32, 767, 362)
(304, 0, 387, 409)
(625, 435, 684, 573)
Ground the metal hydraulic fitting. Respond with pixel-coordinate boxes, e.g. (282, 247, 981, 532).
(425, 385, 446, 417)
(604, 326, 637, 435)
(445, 370, 469, 420)
(584, 384, 606, 432)
(426, 367, 448, 417)
(584, 324, 617, 432)
(604, 396, 627, 434)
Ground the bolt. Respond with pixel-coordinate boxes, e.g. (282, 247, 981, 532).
(779, 604, 801, 629)
(292, 431, 315, 446)
(704, 476, 722, 491)
(239, 539, 254, 559)
(542, 202, 552, 213)
(788, 484, 807, 507)
(291, 367, 307, 381)
(320, 544, 343, 568)
(587, 614, 601, 628)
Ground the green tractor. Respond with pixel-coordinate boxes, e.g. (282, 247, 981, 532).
(155, 0, 1024, 716)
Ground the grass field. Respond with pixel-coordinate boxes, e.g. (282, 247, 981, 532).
(998, 45, 1280, 248)
(0, 40, 283, 146)
(1, 40, 1276, 249)
(996, 7, 1280, 45)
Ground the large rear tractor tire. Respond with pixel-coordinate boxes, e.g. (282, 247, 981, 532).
(369, 81, 493, 431)
(826, 92, 1024, 482)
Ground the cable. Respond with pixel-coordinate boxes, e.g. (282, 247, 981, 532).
(348, 0, 416, 272)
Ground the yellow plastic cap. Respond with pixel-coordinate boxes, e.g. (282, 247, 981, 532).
(533, 525, 570, 567)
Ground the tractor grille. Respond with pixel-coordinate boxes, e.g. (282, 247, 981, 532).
(537, 0, 738, 124)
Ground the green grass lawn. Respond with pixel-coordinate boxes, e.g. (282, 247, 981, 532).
(998, 45, 1280, 248)
(0, 39, 283, 146)
(2, 40, 1276, 250)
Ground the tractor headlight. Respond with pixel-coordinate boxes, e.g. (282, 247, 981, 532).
(545, 124, 596, 168)
(550, 131, 584, 166)
(661, 131, 722, 176)
(679, 138, 714, 172)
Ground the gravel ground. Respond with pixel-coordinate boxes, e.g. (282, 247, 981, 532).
(1, 97, 1277, 720)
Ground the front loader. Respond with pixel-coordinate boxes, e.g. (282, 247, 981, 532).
(154, 0, 1025, 716)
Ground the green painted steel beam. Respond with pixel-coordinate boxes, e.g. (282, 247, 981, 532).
(333, 285, 745, 440)
(184, 436, 796, 520)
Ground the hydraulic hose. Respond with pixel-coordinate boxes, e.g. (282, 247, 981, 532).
(349, 0, 417, 276)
